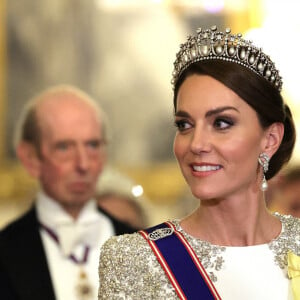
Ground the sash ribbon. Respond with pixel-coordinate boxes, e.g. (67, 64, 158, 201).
(139, 222, 221, 300)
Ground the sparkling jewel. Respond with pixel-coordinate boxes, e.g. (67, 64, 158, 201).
(261, 178, 268, 191)
(172, 26, 282, 91)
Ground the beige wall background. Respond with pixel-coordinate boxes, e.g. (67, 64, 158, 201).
(1, 0, 299, 228)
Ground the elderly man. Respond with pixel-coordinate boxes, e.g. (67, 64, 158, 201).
(0, 85, 136, 300)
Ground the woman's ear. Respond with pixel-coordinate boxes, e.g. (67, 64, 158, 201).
(16, 142, 41, 178)
(262, 122, 284, 158)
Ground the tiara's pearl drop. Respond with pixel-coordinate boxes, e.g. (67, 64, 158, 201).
(191, 48, 197, 58)
(215, 45, 223, 54)
(239, 48, 246, 60)
(249, 55, 255, 64)
(200, 45, 209, 56)
(265, 69, 271, 77)
(228, 47, 235, 56)
(183, 54, 189, 62)
(258, 62, 265, 72)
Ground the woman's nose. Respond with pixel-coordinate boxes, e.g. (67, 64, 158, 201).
(190, 127, 211, 154)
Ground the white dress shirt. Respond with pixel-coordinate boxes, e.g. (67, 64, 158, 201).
(36, 191, 115, 300)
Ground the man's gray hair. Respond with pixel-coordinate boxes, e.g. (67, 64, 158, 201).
(14, 84, 110, 152)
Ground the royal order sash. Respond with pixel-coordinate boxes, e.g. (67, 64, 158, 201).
(139, 222, 221, 300)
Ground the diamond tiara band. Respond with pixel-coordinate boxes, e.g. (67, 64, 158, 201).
(171, 25, 282, 91)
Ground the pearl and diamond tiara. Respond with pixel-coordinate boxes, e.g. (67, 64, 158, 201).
(171, 25, 282, 91)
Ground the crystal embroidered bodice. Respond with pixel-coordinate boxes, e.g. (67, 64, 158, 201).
(172, 213, 300, 282)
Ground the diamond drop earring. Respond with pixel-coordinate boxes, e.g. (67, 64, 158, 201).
(258, 153, 270, 191)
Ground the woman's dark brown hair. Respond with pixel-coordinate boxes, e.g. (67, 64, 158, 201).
(173, 60, 296, 180)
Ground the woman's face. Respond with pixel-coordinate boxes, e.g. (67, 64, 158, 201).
(173, 74, 267, 200)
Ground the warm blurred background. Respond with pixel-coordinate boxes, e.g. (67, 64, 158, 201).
(1, 0, 300, 228)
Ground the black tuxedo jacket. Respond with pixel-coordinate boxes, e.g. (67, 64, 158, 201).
(0, 206, 137, 300)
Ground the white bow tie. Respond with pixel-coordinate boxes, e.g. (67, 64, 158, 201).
(56, 220, 101, 257)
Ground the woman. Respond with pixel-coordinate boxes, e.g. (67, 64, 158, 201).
(98, 26, 300, 299)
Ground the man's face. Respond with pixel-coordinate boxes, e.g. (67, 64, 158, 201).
(36, 93, 105, 217)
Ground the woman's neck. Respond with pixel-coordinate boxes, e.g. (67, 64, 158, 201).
(181, 193, 281, 247)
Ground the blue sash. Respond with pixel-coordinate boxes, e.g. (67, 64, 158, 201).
(139, 222, 221, 300)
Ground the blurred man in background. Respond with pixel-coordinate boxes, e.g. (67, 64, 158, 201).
(0, 85, 136, 300)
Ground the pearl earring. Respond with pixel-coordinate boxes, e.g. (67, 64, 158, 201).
(258, 153, 270, 191)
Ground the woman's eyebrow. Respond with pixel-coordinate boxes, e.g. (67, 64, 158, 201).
(175, 106, 239, 118)
(174, 110, 191, 118)
(205, 106, 239, 118)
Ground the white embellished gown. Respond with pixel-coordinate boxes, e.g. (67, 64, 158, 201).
(98, 214, 300, 299)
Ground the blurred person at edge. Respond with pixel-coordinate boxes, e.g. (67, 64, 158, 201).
(98, 26, 300, 299)
(268, 165, 300, 218)
(96, 166, 148, 230)
(0, 85, 137, 300)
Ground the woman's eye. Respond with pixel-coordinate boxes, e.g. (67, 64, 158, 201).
(174, 120, 192, 131)
(214, 118, 234, 130)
